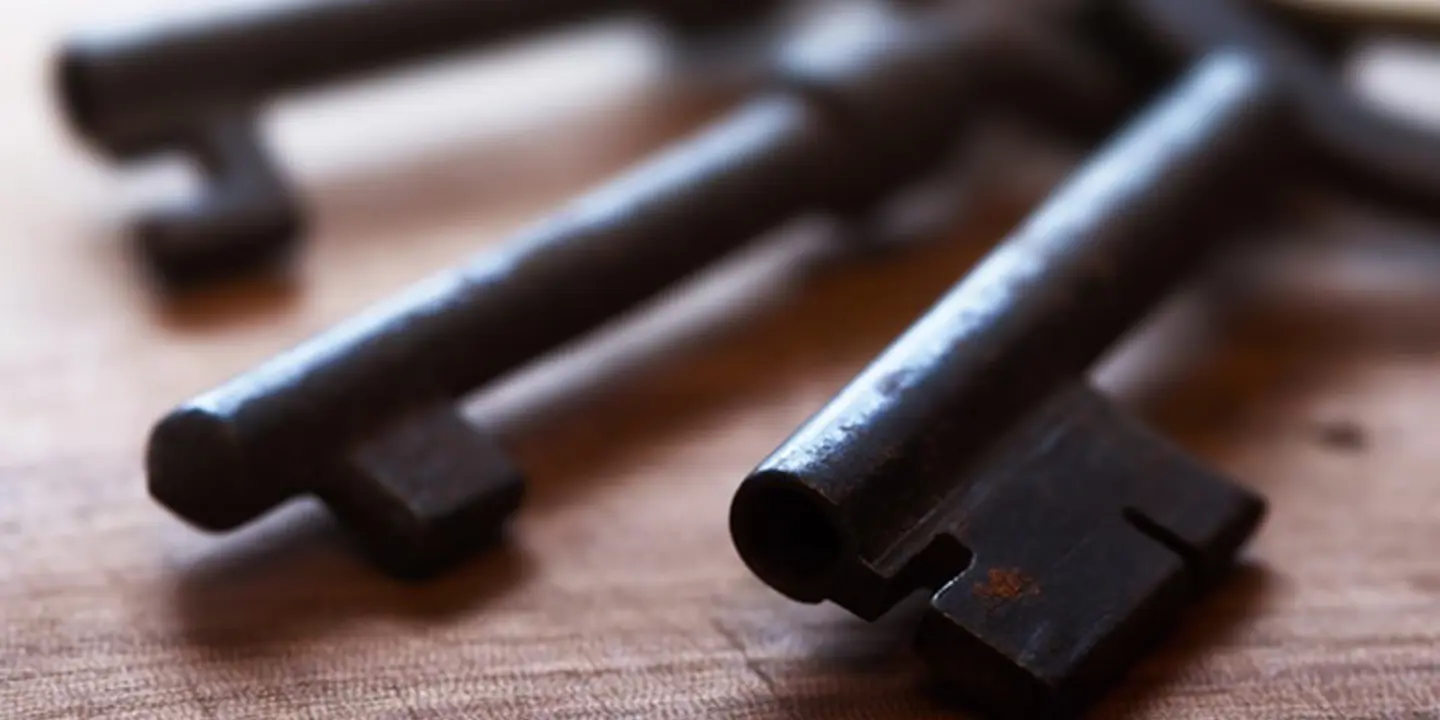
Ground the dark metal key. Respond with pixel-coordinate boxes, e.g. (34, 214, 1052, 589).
(731, 54, 1287, 718)
(733, 3, 1440, 713)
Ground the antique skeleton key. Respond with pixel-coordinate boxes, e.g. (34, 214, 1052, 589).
(730, 0, 1440, 715)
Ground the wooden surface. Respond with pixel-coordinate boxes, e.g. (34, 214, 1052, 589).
(4, 1, 1440, 717)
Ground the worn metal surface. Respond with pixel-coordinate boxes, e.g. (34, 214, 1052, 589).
(57, 0, 783, 287)
(732, 55, 1288, 717)
(144, 1, 1128, 578)
(729, 0, 1440, 715)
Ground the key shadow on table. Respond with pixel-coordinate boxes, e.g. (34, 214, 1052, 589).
(170, 501, 529, 645)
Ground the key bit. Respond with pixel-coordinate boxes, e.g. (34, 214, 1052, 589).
(145, 1, 1132, 578)
(57, 0, 784, 288)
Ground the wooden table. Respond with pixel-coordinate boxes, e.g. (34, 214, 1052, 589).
(3, 1, 1438, 716)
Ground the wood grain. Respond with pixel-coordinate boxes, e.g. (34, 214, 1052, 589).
(2, 1, 1439, 717)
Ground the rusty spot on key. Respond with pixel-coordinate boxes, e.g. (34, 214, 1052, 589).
(974, 568, 1039, 605)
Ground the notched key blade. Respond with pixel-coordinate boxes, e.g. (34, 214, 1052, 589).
(734, 383, 1263, 718)
(915, 383, 1263, 718)
(321, 404, 526, 578)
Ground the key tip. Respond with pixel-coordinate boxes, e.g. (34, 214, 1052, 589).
(146, 404, 272, 531)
